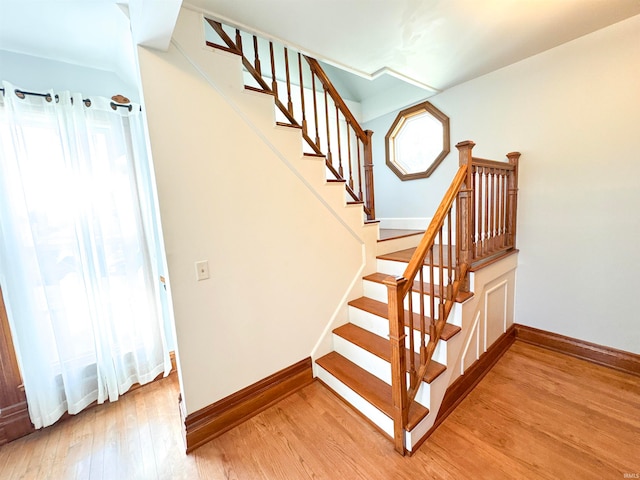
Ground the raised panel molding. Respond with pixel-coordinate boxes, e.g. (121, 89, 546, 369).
(484, 280, 508, 351)
(460, 311, 481, 374)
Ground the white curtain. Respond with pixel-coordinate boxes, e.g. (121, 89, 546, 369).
(0, 81, 170, 429)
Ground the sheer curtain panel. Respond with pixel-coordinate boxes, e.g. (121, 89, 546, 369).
(0, 81, 171, 428)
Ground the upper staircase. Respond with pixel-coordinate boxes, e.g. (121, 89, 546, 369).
(190, 12, 521, 456)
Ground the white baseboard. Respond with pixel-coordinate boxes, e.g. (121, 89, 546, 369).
(378, 217, 431, 230)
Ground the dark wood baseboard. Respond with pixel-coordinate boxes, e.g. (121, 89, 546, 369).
(0, 399, 33, 446)
(182, 357, 314, 453)
(410, 324, 516, 454)
(514, 324, 640, 377)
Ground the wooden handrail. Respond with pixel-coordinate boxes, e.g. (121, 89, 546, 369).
(399, 164, 469, 297)
(304, 57, 367, 141)
(205, 18, 376, 220)
(472, 156, 516, 170)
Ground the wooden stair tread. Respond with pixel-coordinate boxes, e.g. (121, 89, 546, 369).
(333, 323, 446, 383)
(316, 352, 429, 430)
(275, 121, 301, 129)
(363, 272, 473, 303)
(245, 85, 273, 96)
(348, 297, 461, 341)
(377, 246, 455, 268)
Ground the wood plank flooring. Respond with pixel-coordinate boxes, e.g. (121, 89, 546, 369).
(0, 341, 638, 479)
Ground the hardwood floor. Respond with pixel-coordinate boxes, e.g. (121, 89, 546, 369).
(1, 341, 638, 479)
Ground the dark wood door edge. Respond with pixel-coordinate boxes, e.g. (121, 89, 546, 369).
(182, 357, 313, 453)
(514, 324, 640, 377)
(0, 400, 33, 446)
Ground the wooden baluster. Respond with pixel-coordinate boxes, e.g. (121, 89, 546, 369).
(356, 137, 363, 201)
(478, 167, 487, 258)
(297, 53, 307, 135)
(438, 230, 444, 318)
(499, 170, 505, 248)
(501, 170, 508, 247)
(311, 73, 320, 148)
(419, 267, 426, 364)
(429, 250, 435, 338)
(346, 123, 354, 189)
(252, 35, 261, 75)
(284, 47, 293, 115)
(447, 213, 453, 294)
(506, 152, 521, 248)
(456, 191, 462, 276)
(363, 130, 375, 220)
(495, 171, 501, 247)
(383, 276, 408, 456)
(407, 283, 415, 390)
(489, 168, 498, 252)
(269, 42, 278, 97)
(323, 88, 332, 166)
(235, 29, 243, 53)
(455, 141, 475, 291)
(472, 165, 478, 259)
(335, 107, 343, 177)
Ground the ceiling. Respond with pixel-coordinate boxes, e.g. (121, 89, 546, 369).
(189, 0, 640, 92)
(1, 0, 639, 113)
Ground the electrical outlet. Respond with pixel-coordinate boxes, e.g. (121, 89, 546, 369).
(195, 260, 210, 281)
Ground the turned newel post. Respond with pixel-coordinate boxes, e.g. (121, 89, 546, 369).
(455, 141, 475, 291)
(506, 151, 521, 248)
(363, 129, 375, 221)
(383, 275, 408, 455)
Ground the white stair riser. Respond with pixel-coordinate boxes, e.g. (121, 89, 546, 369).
(375, 259, 452, 286)
(332, 335, 432, 409)
(364, 280, 449, 318)
(333, 335, 391, 384)
(347, 306, 448, 365)
(405, 372, 448, 450)
(315, 365, 394, 437)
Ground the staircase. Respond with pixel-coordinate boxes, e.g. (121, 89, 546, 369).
(168, 8, 521, 456)
(316, 239, 467, 453)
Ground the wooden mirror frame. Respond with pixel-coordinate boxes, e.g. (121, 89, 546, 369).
(385, 101, 450, 181)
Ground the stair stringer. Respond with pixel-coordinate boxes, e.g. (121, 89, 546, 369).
(404, 252, 518, 451)
(168, 8, 380, 365)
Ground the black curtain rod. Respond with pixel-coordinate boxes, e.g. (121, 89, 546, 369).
(0, 87, 137, 111)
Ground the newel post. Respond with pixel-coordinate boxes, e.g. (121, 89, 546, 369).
(363, 130, 376, 221)
(383, 275, 408, 455)
(455, 141, 475, 291)
(506, 152, 521, 248)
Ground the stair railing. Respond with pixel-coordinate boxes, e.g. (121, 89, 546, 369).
(384, 140, 520, 454)
(204, 18, 376, 220)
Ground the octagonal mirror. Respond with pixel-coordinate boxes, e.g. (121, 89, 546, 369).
(385, 101, 450, 181)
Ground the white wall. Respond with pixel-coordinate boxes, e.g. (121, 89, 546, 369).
(0, 50, 139, 102)
(370, 15, 640, 354)
(137, 9, 367, 415)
